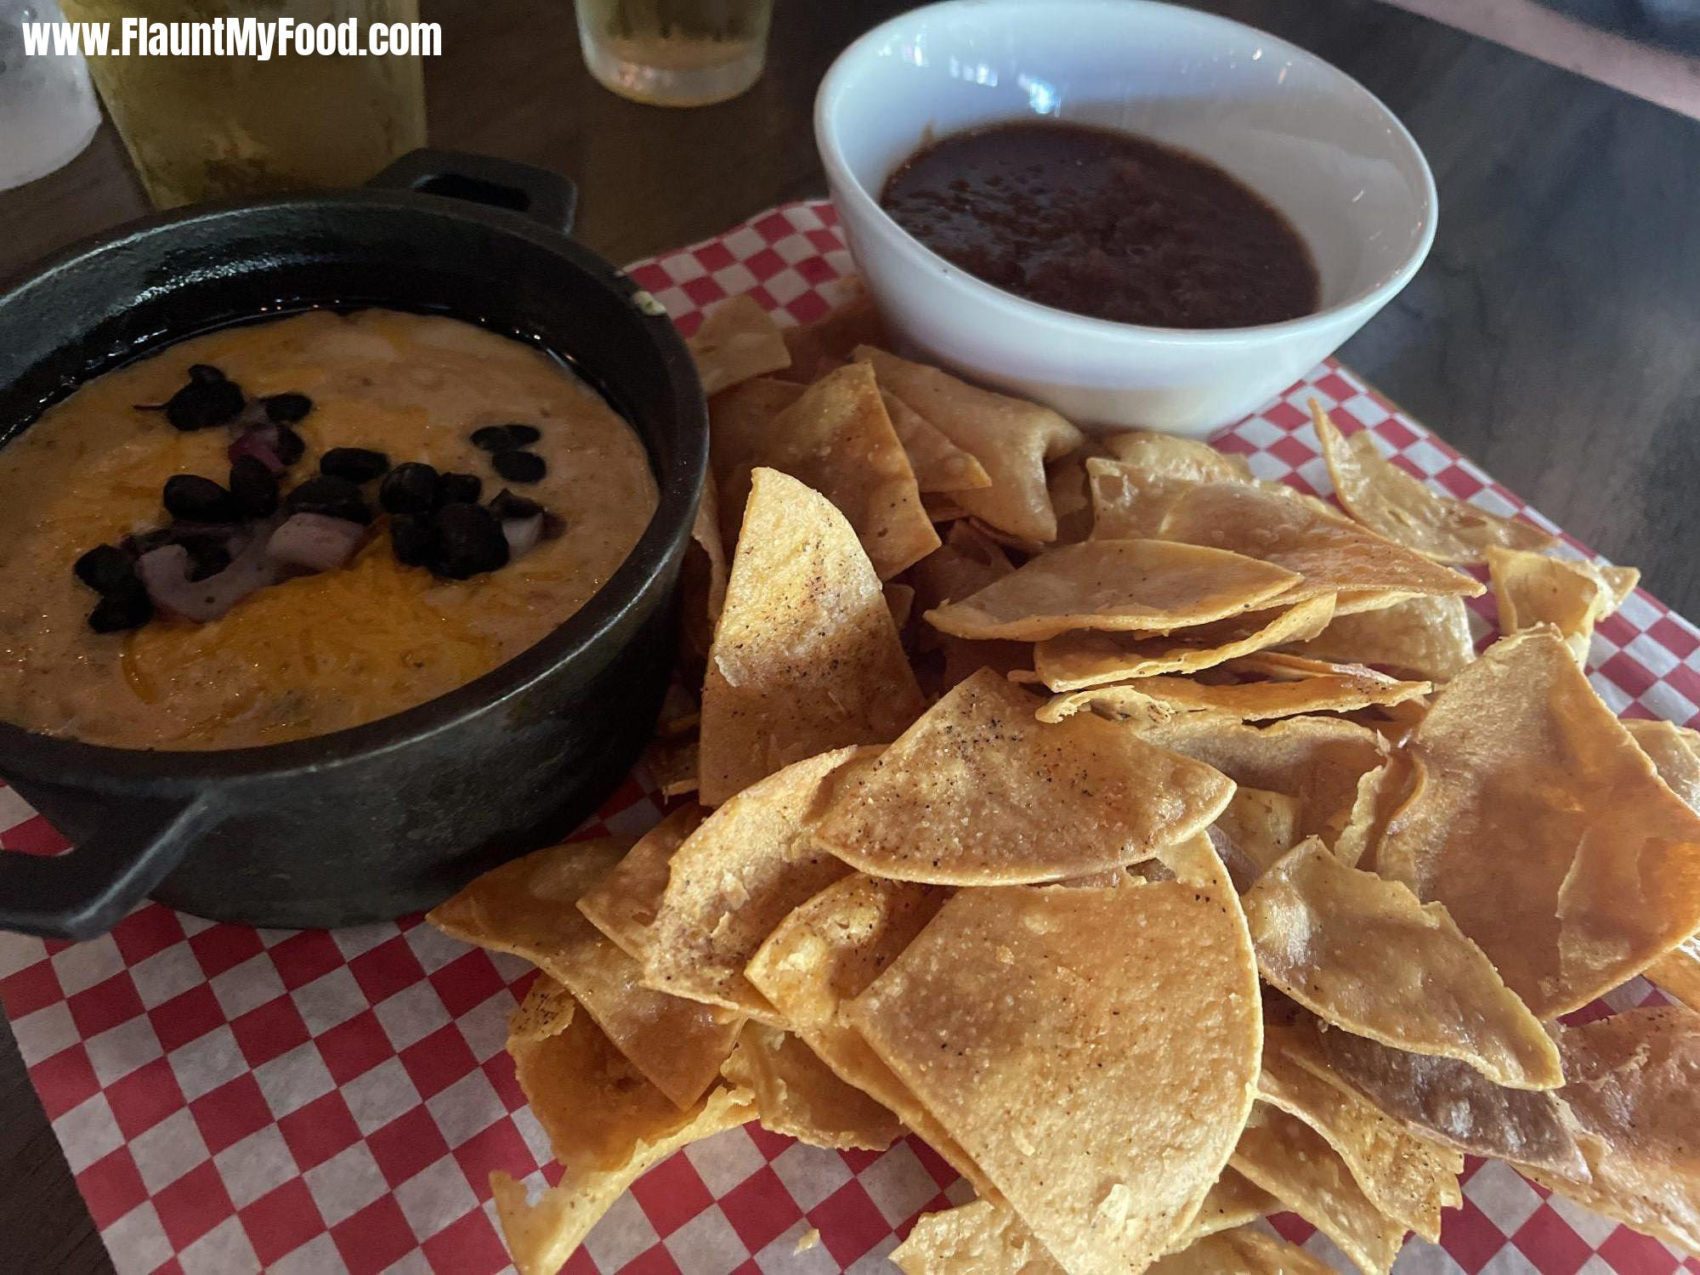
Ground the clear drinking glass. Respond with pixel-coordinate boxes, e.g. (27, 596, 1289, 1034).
(575, 0, 773, 107)
(0, 0, 102, 190)
(57, 0, 427, 208)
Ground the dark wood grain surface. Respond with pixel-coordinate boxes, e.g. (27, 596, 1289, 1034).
(3, 1, 1699, 1268)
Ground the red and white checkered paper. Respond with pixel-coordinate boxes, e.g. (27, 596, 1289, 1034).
(3, 200, 1699, 1275)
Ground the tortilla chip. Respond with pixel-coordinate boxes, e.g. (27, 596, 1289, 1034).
(1331, 759, 1413, 870)
(883, 388, 993, 493)
(1299, 1016, 1587, 1176)
(687, 294, 791, 396)
(577, 805, 705, 961)
(643, 734, 698, 799)
(428, 838, 631, 961)
(744, 872, 997, 1197)
(813, 669, 1234, 884)
(699, 468, 925, 806)
(1156, 476, 1484, 609)
(646, 745, 869, 1019)
(711, 364, 938, 580)
(1313, 403, 1557, 564)
(922, 492, 973, 523)
(1102, 430, 1256, 485)
(891, 1201, 1063, 1275)
(885, 581, 916, 631)
(848, 843, 1261, 1274)
(1519, 1008, 1700, 1253)
(430, 838, 739, 1110)
(910, 522, 1016, 634)
(1628, 718, 1700, 814)
(1046, 443, 1110, 544)
(1085, 457, 1178, 541)
(1486, 545, 1626, 664)
(509, 976, 576, 1044)
(1150, 1225, 1335, 1275)
(1289, 593, 1477, 683)
(778, 284, 888, 382)
(1259, 1023, 1462, 1240)
(1375, 628, 1700, 1017)
(1140, 715, 1389, 842)
(1032, 595, 1337, 692)
(1037, 660, 1428, 728)
(720, 1021, 902, 1151)
(491, 1079, 754, 1275)
(1245, 839, 1560, 1089)
(854, 346, 1084, 543)
(924, 539, 1300, 643)
(1647, 936, 1700, 1013)
(507, 1006, 679, 1173)
(1167, 1169, 1281, 1249)
(1230, 1106, 1405, 1275)
(1209, 787, 1303, 890)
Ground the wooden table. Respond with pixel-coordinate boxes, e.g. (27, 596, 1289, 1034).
(3, 0, 1698, 1267)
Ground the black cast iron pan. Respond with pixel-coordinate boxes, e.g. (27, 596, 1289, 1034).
(0, 149, 707, 940)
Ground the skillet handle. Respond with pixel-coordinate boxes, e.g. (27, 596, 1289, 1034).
(367, 148, 578, 235)
(0, 794, 215, 940)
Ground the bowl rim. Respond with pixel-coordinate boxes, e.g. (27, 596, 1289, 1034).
(0, 189, 706, 783)
(815, 0, 1439, 347)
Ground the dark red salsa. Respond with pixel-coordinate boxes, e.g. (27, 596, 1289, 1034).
(879, 120, 1320, 330)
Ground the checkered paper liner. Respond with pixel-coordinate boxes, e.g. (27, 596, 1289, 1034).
(2, 199, 1698, 1275)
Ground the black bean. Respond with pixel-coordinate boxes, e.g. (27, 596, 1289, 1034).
(430, 502, 510, 579)
(379, 462, 439, 515)
(88, 582, 153, 633)
(261, 392, 312, 424)
(488, 488, 542, 521)
(161, 377, 245, 431)
(163, 474, 241, 522)
(187, 364, 226, 384)
(273, 425, 306, 465)
(285, 474, 370, 524)
(73, 544, 137, 595)
(435, 471, 482, 507)
(184, 540, 232, 581)
(505, 424, 541, 445)
(389, 513, 435, 567)
(470, 425, 525, 453)
(320, 446, 390, 483)
(492, 450, 546, 484)
(229, 455, 279, 517)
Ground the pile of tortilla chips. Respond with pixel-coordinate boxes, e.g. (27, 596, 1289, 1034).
(430, 290, 1700, 1275)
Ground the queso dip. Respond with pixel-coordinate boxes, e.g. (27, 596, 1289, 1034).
(0, 309, 658, 751)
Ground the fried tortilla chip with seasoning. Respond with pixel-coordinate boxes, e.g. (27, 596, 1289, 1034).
(1312, 402, 1556, 563)
(854, 345, 1083, 543)
(813, 669, 1234, 884)
(698, 468, 924, 805)
(925, 538, 1299, 642)
(1375, 628, 1700, 1017)
(687, 294, 792, 395)
(1244, 840, 1561, 1089)
(847, 841, 1260, 1274)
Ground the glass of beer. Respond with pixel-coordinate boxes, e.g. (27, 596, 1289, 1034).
(575, 0, 773, 108)
(58, 0, 427, 208)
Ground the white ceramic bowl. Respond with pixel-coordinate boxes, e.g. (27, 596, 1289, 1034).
(816, 0, 1437, 437)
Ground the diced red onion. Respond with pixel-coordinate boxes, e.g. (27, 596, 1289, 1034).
(228, 424, 285, 474)
(266, 513, 366, 574)
(138, 526, 281, 622)
(501, 514, 544, 560)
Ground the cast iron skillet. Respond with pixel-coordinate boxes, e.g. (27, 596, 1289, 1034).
(0, 150, 706, 940)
